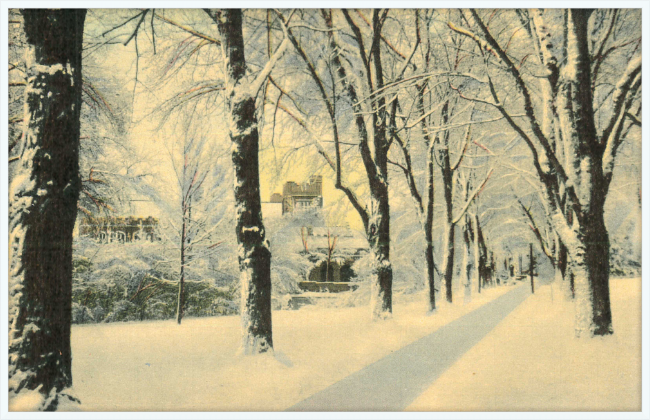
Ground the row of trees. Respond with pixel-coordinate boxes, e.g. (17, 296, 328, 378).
(7, 8, 641, 410)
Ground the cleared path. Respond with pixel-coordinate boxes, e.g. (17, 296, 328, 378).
(287, 283, 531, 411)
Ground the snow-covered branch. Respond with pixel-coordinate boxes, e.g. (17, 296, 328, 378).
(452, 167, 494, 225)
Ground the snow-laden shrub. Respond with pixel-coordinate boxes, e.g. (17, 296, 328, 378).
(71, 302, 95, 324)
(350, 251, 375, 284)
(610, 213, 641, 277)
(267, 209, 325, 298)
(92, 306, 105, 322)
(71, 241, 240, 323)
(213, 296, 239, 315)
(103, 300, 140, 322)
(98, 264, 132, 286)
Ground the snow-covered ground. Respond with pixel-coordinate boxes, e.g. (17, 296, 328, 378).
(407, 277, 642, 411)
(68, 285, 513, 411)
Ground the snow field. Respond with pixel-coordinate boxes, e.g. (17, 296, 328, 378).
(69, 284, 513, 411)
(406, 277, 642, 411)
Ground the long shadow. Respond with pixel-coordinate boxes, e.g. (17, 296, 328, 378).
(287, 283, 530, 411)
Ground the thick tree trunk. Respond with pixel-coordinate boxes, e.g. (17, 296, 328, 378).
(216, 9, 273, 353)
(8, 9, 86, 411)
(368, 195, 393, 320)
(368, 11, 393, 320)
(555, 9, 613, 336)
(322, 10, 393, 320)
(570, 206, 612, 335)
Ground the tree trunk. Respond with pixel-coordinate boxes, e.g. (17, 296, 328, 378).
(8, 9, 86, 411)
(425, 146, 436, 312)
(473, 215, 481, 294)
(489, 252, 495, 286)
(441, 222, 456, 303)
(556, 236, 572, 299)
(368, 195, 393, 320)
(216, 9, 273, 353)
(568, 206, 612, 336)
(176, 208, 186, 324)
(440, 138, 455, 303)
(462, 216, 473, 302)
(529, 243, 535, 294)
(555, 9, 613, 336)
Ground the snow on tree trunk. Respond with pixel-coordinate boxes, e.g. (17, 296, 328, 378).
(368, 197, 393, 320)
(8, 9, 86, 411)
(216, 9, 273, 353)
(441, 222, 455, 303)
(554, 9, 613, 336)
(320, 11, 393, 320)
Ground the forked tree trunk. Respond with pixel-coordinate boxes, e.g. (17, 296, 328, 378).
(555, 9, 614, 336)
(8, 9, 86, 411)
(466, 8, 639, 337)
(215, 9, 273, 353)
(322, 10, 393, 320)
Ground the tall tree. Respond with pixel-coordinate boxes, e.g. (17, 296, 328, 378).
(210, 8, 289, 353)
(450, 8, 641, 335)
(8, 9, 87, 411)
(162, 131, 226, 324)
(322, 9, 395, 319)
(272, 9, 403, 319)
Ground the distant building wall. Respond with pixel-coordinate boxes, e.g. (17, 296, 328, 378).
(280, 175, 323, 214)
(79, 216, 159, 243)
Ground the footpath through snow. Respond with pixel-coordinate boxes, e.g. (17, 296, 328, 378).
(67, 284, 512, 411)
(288, 283, 530, 411)
(406, 277, 642, 411)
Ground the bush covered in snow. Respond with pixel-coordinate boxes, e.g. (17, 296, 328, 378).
(609, 214, 641, 277)
(71, 238, 239, 323)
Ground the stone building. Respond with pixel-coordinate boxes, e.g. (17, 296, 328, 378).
(79, 215, 159, 243)
(77, 197, 161, 243)
(281, 175, 323, 214)
(262, 176, 324, 220)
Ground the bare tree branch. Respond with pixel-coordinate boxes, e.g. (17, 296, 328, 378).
(452, 167, 494, 225)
